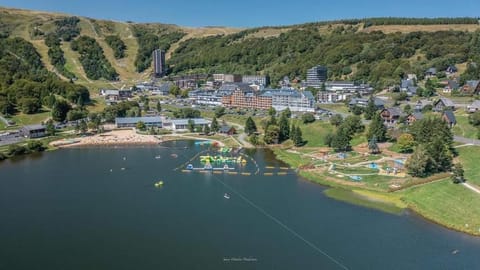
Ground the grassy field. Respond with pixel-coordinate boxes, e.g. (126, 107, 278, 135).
(457, 146, 480, 186)
(272, 148, 312, 168)
(318, 103, 350, 114)
(291, 120, 334, 147)
(402, 180, 480, 235)
(10, 110, 51, 126)
(452, 113, 478, 139)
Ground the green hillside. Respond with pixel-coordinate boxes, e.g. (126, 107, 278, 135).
(0, 6, 480, 90)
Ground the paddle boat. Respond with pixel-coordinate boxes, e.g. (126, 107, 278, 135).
(154, 180, 164, 187)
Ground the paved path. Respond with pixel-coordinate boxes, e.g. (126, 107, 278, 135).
(454, 136, 480, 146)
(463, 182, 480, 194)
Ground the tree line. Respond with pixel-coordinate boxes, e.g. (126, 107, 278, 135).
(71, 36, 118, 80)
(0, 36, 90, 116)
(169, 27, 480, 89)
(105, 35, 127, 59)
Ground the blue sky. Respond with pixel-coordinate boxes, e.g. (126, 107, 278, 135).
(0, 0, 477, 27)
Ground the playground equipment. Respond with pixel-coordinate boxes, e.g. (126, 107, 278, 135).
(349, 176, 362, 181)
(369, 162, 379, 169)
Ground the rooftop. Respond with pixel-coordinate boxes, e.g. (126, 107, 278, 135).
(115, 116, 162, 124)
(170, 118, 210, 125)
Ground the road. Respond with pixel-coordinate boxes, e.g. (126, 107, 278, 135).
(453, 136, 480, 146)
(463, 182, 480, 194)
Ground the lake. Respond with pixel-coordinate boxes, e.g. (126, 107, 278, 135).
(1, 140, 480, 269)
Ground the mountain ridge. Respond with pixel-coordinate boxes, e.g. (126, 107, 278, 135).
(1, 6, 479, 89)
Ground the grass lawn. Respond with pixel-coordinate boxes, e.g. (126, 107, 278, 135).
(457, 146, 480, 186)
(272, 148, 312, 168)
(452, 113, 478, 139)
(318, 103, 350, 114)
(402, 180, 480, 235)
(291, 120, 334, 147)
(11, 110, 51, 126)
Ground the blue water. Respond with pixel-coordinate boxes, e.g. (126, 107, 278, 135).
(0, 141, 479, 269)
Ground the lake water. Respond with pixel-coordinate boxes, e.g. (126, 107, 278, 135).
(1, 140, 480, 269)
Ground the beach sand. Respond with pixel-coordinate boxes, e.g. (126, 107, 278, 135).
(51, 129, 160, 148)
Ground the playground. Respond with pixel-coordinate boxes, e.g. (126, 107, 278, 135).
(279, 142, 413, 191)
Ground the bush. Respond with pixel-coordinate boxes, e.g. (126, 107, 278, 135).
(7, 145, 28, 156)
(301, 113, 316, 124)
(27, 141, 46, 152)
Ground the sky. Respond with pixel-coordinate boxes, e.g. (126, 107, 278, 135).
(0, 0, 478, 27)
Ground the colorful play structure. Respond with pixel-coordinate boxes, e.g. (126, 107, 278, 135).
(199, 155, 246, 164)
(194, 140, 212, 146)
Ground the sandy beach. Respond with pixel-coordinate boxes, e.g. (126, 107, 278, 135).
(50, 129, 160, 148)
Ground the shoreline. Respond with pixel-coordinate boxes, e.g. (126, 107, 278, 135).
(272, 147, 480, 237)
(49, 129, 227, 148)
(35, 134, 480, 237)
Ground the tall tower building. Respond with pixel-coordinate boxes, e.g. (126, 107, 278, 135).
(153, 49, 166, 77)
(306, 65, 327, 88)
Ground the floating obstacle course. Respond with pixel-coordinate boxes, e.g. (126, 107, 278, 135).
(199, 155, 247, 164)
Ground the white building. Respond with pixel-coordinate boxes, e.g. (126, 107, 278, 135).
(242, 75, 269, 86)
(163, 118, 211, 131)
(263, 89, 315, 112)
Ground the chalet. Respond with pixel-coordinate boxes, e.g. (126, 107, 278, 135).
(21, 124, 46, 138)
(348, 97, 385, 109)
(414, 100, 432, 112)
(442, 80, 459, 94)
(467, 100, 480, 113)
(442, 110, 456, 128)
(406, 112, 423, 125)
(400, 79, 414, 91)
(380, 107, 403, 124)
(425, 67, 437, 78)
(101, 89, 132, 106)
(151, 83, 172, 96)
(433, 98, 455, 112)
(446, 65, 458, 75)
(461, 80, 480, 95)
(219, 125, 236, 135)
(400, 79, 418, 96)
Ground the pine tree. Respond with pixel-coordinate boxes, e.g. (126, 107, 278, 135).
(46, 120, 56, 136)
(156, 101, 162, 112)
(406, 145, 431, 177)
(203, 124, 210, 134)
(364, 96, 377, 120)
(211, 116, 219, 132)
(294, 126, 303, 146)
(245, 117, 257, 135)
(368, 136, 379, 154)
(290, 124, 297, 142)
(187, 119, 195, 132)
(367, 113, 387, 142)
(331, 126, 351, 152)
(278, 113, 290, 142)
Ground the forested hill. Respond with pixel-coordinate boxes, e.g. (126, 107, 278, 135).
(1, 6, 480, 89)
